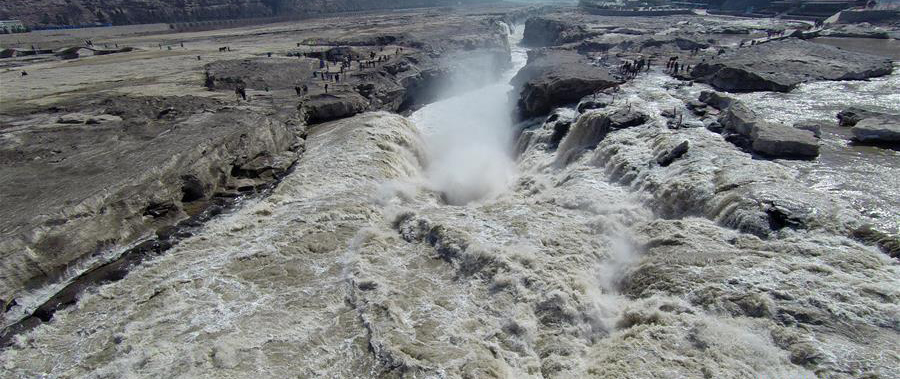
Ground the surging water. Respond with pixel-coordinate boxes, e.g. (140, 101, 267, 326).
(3, 26, 898, 379)
(409, 27, 528, 205)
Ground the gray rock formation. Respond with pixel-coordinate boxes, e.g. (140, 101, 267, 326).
(750, 121, 820, 159)
(555, 105, 648, 165)
(0, 95, 303, 306)
(521, 16, 592, 47)
(837, 107, 895, 127)
(691, 39, 893, 92)
(713, 94, 819, 159)
(852, 116, 900, 143)
(301, 93, 368, 124)
(511, 50, 621, 118)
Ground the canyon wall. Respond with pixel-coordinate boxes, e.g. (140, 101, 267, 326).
(0, 0, 499, 27)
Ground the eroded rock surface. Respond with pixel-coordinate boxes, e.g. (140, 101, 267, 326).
(852, 116, 900, 143)
(511, 50, 621, 118)
(691, 39, 893, 92)
(0, 95, 304, 302)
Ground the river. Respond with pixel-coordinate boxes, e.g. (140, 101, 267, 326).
(2, 25, 897, 379)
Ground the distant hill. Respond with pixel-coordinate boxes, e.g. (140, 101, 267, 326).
(0, 0, 501, 27)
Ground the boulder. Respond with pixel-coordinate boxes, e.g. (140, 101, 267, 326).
(719, 100, 819, 159)
(691, 39, 893, 92)
(837, 107, 892, 127)
(750, 122, 820, 159)
(656, 140, 690, 167)
(576, 92, 615, 113)
(698, 90, 734, 110)
(512, 50, 621, 119)
(719, 100, 758, 136)
(607, 107, 648, 129)
(852, 116, 900, 144)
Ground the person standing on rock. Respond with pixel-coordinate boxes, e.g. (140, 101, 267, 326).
(324, 83, 329, 93)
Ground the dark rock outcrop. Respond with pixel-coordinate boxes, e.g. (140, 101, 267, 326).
(750, 122, 820, 159)
(300, 93, 368, 124)
(698, 90, 734, 110)
(837, 107, 893, 127)
(714, 96, 819, 159)
(521, 16, 592, 47)
(691, 39, 893, 92)
(511, 50, 621, 119)
(852, 116, 900, 144)
(656, 140, 690, 167)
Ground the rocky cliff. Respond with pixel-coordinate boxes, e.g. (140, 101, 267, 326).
(0, 0, 498, 27)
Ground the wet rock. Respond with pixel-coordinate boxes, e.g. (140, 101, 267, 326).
(691, 39, 893, 92)
(837, 107, 894, 127)
(607, 107, 648, 129)
(512, 50, 621, 119)
(718, 100, 819, 159)
(719, 100, 758, 136)
(656, 140, 690, 167)
(698, 90, 734, 110)
(750, 122, 820, 159)
(555, 106, 647, 165)
(576, 92, 615, 113)
(852, 116, 900, 144)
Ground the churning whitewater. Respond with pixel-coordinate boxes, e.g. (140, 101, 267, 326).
(2, 24, 898, 379)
